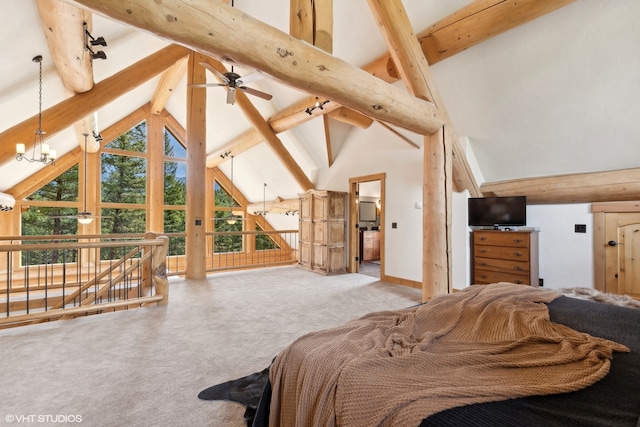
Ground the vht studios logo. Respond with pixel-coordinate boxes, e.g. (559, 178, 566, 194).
(5, 414, 83, 423)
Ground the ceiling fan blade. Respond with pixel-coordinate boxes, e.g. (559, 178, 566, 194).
(188, 83, 227, 88)
(237, 71, 264, 85)
(199, 61, 230, 85)
(227, 88, 237, 105)
(240, 86, 273, 101)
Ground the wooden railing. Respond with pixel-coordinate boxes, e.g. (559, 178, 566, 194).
(0, 234, 168, 328)
(162, 229, 299, 276)
(0, 229, 297, 326)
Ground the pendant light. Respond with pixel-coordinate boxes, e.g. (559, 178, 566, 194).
(16, 55, 56, 165)
(77, 133, 94, 224)
(226, 155, 238, 225)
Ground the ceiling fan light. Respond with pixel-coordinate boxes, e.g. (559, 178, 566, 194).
(226, 218, 237, 225)
(78, 217, 94, 225)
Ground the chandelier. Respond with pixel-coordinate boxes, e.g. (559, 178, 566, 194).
(16, 55, 56, 165)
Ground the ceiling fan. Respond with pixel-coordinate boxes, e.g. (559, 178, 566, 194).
(193, 62, 273, 105)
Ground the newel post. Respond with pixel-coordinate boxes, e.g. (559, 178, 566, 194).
(152, 236, 170, 305)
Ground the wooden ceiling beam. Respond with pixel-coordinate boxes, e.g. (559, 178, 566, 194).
(205, 0, 570, 193)
(64, 0, 444, 136)
(290, 0, 333, 54)
(36, 0, 94, 93)
(368, 0, 452, 299)
(419, 0, 575, 64)
(481, 168, 640, 205)
(151, 57, 188, 115)
(0, 44, 189, 166)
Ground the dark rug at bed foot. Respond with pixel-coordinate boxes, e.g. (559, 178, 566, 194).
(198, 367, 270, 426)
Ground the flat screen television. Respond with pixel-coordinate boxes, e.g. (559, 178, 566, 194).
(468, 196, 527, 227)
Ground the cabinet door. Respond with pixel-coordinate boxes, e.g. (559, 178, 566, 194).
(299, 196, 312, 220)
(312, 196, 327, 221)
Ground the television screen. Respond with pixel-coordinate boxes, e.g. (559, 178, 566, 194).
(468, 196, 527, 227)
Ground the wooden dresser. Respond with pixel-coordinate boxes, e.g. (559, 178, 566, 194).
(471, 230, 539, 286)
(298, 190, 347, 275)
(361, 230, 380, 261)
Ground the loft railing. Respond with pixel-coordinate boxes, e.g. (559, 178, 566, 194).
(0, 229, 298, 326)
(162, 229, 299, 276)
(0, 234, 169, 328)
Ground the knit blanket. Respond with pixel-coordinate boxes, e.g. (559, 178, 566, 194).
(268, 283, 629, 427)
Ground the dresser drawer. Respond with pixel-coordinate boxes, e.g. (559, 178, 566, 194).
(473, 269, 530, 285)
(474, 257, 529, 274)
(474, 231, 530, 248)
(474, 245, 529, 261)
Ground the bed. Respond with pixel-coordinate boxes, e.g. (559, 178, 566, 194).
(251, 283, 640, 427)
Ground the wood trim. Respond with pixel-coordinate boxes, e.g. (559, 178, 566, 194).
(348, 173, 386, 275)
(380, 273, 421, 290)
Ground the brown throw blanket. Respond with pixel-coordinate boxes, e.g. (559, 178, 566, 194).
(269, 283, 629, 427)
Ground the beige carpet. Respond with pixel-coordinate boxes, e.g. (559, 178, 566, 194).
(0, 266, 421, 427)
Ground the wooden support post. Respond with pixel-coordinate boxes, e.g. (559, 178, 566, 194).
(185, 51, 207, 279)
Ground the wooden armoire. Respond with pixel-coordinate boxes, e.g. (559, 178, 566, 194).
(298, 190, 347, 275)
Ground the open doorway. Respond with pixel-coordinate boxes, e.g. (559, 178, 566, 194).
(348, 173, 385, 277)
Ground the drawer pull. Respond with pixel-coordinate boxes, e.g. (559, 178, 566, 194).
(514, 280, 523, 284)
(479, 237, 487, 241)
(481, 275, 488, 279)
(513, 239, 523, 244)
(513, 252, 523, 257)
(480, 249, 487, 253)
(480, 262, 487, 267)
(514, 266, 523, 271)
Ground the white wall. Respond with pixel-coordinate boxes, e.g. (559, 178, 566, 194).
(310, 123, 596, 291)
(317, 123, 425, 282)
(526, 203, 594, 289)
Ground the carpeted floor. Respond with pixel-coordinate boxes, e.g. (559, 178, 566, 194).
(0, 266, 421, 427)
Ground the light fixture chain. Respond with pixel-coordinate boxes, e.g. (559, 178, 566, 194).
(37, 56, 43, 133)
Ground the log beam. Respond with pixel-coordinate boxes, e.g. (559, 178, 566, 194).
(36, 0, 94, 93)
(246, 197, 299, 215)
(290, 0, 333, 54)
(185, 52, 207, 279)
(368, 0, 451, 299)
(64, 0, 444, 136)
(151, 57, 188, 115)
(481, 168, 640, 204)
(419, 0, 575, 64)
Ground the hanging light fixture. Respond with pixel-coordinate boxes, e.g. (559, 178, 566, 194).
(253, 183, 269, 216)
(226, 155, 239, 225)
(77, 133, 94, 225)
(16, 55, 56, 165)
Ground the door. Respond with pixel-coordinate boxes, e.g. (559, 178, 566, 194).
(593, 201, 640, 298)
(348, 173, 385, 275)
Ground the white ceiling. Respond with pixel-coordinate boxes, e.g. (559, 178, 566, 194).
(1, 0, 639, 202)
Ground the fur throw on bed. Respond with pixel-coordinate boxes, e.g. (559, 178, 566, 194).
(555, 287, 640, 309)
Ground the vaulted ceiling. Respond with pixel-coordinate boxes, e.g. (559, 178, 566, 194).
(1, 0, 639, 206)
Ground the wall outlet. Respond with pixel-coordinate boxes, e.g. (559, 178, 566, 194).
(392, 222, 397, 229)
(539, 278, 544, 287)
